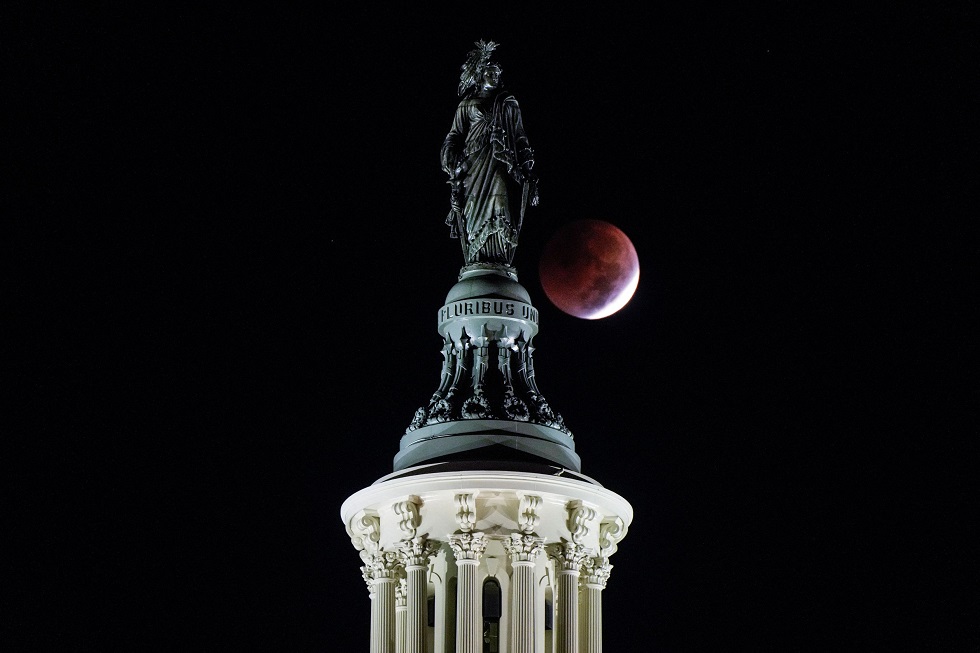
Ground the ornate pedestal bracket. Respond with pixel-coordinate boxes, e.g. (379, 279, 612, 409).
(566, 499, 598, 546)
(393, 495, 423, 540)
(454, 492, 477, 533)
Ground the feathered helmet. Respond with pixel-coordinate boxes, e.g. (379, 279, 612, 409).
(458, 39, 500, 97)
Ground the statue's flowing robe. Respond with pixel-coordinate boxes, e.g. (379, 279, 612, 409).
(441, 90, 534, 265)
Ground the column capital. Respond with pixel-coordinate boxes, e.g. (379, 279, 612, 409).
(361, 564, 374, 596)
(581, 555, 613, 589)
(502, 533, 545, 563)
(367, 550, 403, 581)
(395, 578, 408, 608)
(550, 540, 592, 572)
(448, 532, 488, 561)
(398, 535, 439, 568)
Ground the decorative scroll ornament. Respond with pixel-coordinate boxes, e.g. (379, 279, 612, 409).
(348, 510, 381, 565)
(455, 493, 477, 533)
(348, 510, 381, 553)
(518, 494, 541, 533)
(550, 539, 592, 572)
(598, 516, 628, 558)
(566, 500, 598, 545)
(448, 532, 489, 561)
(398, 535, 439, 568)
(393, 496, 423, 539)
(581, 556, 613, 589)
(503, 533, 545, 563)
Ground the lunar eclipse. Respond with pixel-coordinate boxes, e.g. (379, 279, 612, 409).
(538, 219, 640, 319)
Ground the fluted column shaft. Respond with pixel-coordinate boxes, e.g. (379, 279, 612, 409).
(449, 533, 488, 653)
(511, 562, 536, 651)
(557, 569, 578, 653)
(504, 534, 544, 653)
(457, 559, 480, 652)
(552, 543, 590, 653)
(582, 585, 602, 653)
(366, 552, 401, 653)
(581, 557, 612, 653)
(405, 563, 427, 653)
(399, 537, 437, 653)
(373, 578, 397, 653)
(395, 579, 407, 653)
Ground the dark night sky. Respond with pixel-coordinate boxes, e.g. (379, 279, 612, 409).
(10, 5, 975, 651)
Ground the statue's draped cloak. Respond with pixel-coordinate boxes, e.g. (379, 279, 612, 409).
(442, 90, 534, 265)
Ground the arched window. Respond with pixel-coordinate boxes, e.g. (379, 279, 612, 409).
(482, 577, 502, 653)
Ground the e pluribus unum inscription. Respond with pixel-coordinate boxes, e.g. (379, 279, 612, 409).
(438, 299, 538, 324)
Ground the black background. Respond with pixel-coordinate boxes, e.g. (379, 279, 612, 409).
(10, 5, 975, 651)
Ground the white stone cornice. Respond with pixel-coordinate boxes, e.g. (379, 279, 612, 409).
(448, 532, 488, 561)
(344, 471, 630, 520)
(341, 471, 632, 554)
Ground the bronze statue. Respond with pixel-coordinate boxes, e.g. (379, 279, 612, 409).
(441, 40, 539, 267)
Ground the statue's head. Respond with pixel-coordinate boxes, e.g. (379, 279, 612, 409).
(458, 40, 501, 97)
(481, 63, 502, 90)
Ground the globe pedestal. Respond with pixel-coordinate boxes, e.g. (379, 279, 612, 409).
(401, 268, 577, 472)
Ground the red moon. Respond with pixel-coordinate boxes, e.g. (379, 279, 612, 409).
(538, 219, 640, 319)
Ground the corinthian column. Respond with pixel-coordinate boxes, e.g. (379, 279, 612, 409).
(581, 556, 612, 653)
(398, 536, 438, 653)
(448, 533, 488, 653)
(395, 578, 407, 653)
(503, 534, 544, 653)
(551, 541, 591, 653)
(365, 551, 401, 653)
